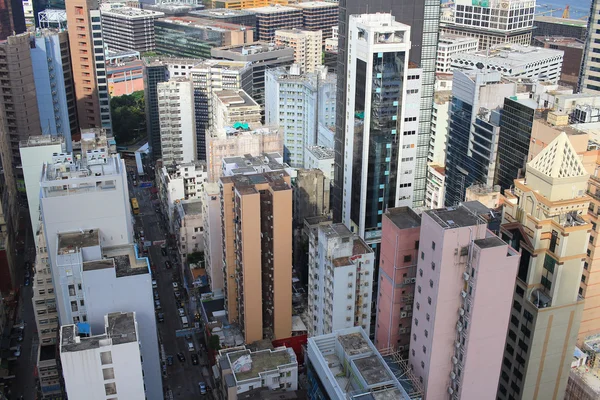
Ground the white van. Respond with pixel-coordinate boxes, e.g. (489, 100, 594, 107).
(181, 316, 189, 328)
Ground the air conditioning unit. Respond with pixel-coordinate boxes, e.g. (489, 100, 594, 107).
(463, 272, 470, 281)
(400, 312, 407, 318)
(448, 387, 454, 395)
(459, 308, 465, 316)
(450, 371, 456, 380)
(461, 290, 467, 298)
(405, 305, 412, 311)
(410, 278, 416, 283)
(398, 345, 405, 351)
(404, 278, 411, 284)
(455, 341, 460, 348)
(452, 356, 458, 364)
(456, 322, 463, 332)
(407, 312, 412, 317)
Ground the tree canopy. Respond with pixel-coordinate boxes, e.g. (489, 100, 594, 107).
(110, 91, 146, 145)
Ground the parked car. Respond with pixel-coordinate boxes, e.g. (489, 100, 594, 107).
(191, 353, 199, 365)
(154, 300, 161, 310)
(157, 312, 164, 323)
(198, 382, 207, 395)
(174, 291, 181, 300)
(24, 270, 30, 278)
(13, 345, 21, 357)
(154, 291, 159, 300)
(187, 342, 195, 352)
(178, 308, 185, 317)
(172, 282, 178, 290)
(152, 280, 157, 289)
(177, 352, 185, 363)
(24, 278, 30, 286)
(166, 356, 174, 366)
(165, 260, 172, 269)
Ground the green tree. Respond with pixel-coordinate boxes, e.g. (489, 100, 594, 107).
(110, 91, 146, 145)
(187, 251, 205, 265)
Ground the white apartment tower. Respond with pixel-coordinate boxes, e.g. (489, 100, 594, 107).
(157, 78, 197, 165)
(308, 223, 374, 337)
(202, 183, 224, 291)
(342, 13, 421, 243)
(38, 130, 162, 398)
(60, 312, 145, 400)
(265, 65, 336, 168)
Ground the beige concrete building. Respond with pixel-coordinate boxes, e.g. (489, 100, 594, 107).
(274, 29, 322, 73)
(219, 171, 292, 343)
(498, 132, 591, 400)
(211, 90, 262, 136)
(66, 0, 112, 135)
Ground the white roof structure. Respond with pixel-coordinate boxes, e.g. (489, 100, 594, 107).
(38, 9, 67, 29)
(527, 132, 587, 179)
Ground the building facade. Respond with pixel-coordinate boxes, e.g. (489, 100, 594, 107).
(374, 207, 421, 356)
(436, 34, 478, 73)
(440, 0, 535, 50)
(334, 0, 440, 214)
(274, 29, 322, 74)
(498, 133, 590, 400)
(409, 205, 519, 399)
(248, 5, 302, 42)
(0, 0, 25, 40)
(307, 223, 374, 337)
(341, 14, 421, 242)
(202, 182, 223, 291)
(100, 7, 164, 53)
(265, 65, 336, 168)
(425, 163, 445, 210)
(290, 1, 338, 40)
(219, 171, 292, 343)
(31, 29, 78, 143)
(579, 0, 600, 95)
(157, 78, 196, 165)
(60, 312, 145, 400)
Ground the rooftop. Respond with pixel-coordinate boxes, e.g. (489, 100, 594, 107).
(534, 15, 588, 27)
(533, 36, 585, 49)
(61, 312, 137, 353)
(212, 42, 290, 56)
(338, 332, 371, 356)
(19, 135, 64, 149)
(157, 16, 252, 31)
(439, 33, 479, 44)
(353, 355, 394, 385)
(306, 146, 334, 160)
(248, 5, 301, 14)
(474, 235, 506, 249)
(385, 207, 422, 230)
(220, 170, 291, 193)
(81, 244, 149, 278)
(452, 43, 564, 68)
(222, 152, 287, 176)
(190, 8, 256, 18)
(182, 199, 203, 215)
(425, 205, 486, 229)
(215, 89, 258, 108)
(102, 7, 164, 18)
(227, 347, 296, 382)
(291, 1, 337, 9)
(58, 230, 100, 254)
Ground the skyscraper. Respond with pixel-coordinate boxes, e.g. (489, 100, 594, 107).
(334, 0, 440, 218)
(65, 0, 112, 137)
(0, 0, 26, 40)
(340, 14, 421, 242)
(498, 133, 590, 400)
(579, 0, 600, 94)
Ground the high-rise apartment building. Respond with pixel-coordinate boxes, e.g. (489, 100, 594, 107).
(290, 1, 338, 40)
(211, 89, 262, 134)
(60, 312, 146, 400)
(189, 59, 253, 160)
(340, 14, 421, 242)
(334, 1, 441, 215)
(444, 70, 516, 206)
(157, 78, 196, 165)
(265, 65, 336, 167)
(31, 29, 78, 144)
(428, 75, 453, 166)
(66, 0, 112, 136)
(0, 0, 25, 40)
(0, 32, 41, 291)
(202, 182, 223, 291)
(440, 0, 536, 50)
(494, 97, 537, 192)
(100, 7, 164, 53)
(374, 207, 421, 356)
(219, 171, 292, 343)
(143, 58, 169, 160)
(274, 29, 322, 74)
(579, 0, 600, 94)
(409, 205, 519, 399)
(249, 5, 302, 42)
(498, 133, 590, 400)
(211, 42, 294, 113)
(39, 130, 162, 398)
(307, 223, 374, 337)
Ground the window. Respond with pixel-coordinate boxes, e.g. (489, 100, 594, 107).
(68, 284, 75, 296)
(419, 269, 423, 277)
(404, 255, 411, 263)
(426, 313, 430, 321)
(429, 279, 434, 288)
(516, 286, 525, 297)
(416, 302, 420, 310)
(104, 382, 117, 396)
(431, 262, 435, 270)
(422, 345, 426, 354)
(424, 329, 428, 338)
(421, 361, 425, 368)
(421, 251, 424, 260)
(418, 285, 421, 293)
(100, 351, 113, 365)
(415, 318, 419, 326)
(428, 297, 431, 305)
(102, 368, 115, 380)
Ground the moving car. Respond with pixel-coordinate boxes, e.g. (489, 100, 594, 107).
(198, 382, 207, 395)
(172, 282, 178, 289)
(187, 342, 195, 352)
(178, 308, 185, 317)
(177, 352, 185, 362)
(191, 353, 199, 365)
(166, 356, 173, 366)
(24, 278, 30, 286)
(13, 345, 21, 357)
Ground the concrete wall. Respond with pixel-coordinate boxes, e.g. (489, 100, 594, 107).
(203, 184, 223, 291)
(272, 187, 292, 340)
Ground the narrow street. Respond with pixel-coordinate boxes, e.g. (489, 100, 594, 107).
(131, 173, 214, 400)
